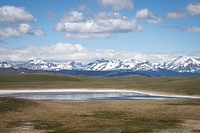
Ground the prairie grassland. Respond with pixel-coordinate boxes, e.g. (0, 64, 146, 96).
(0, 74, 200, 132)
(0, 98, 200, 133)
(0, 74, 200, 95)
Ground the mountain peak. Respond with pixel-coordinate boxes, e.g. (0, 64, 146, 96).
(0, 62, 12, 68)
(1, 56, 200, 73)
(165, 56, 200, 73)
(96, 58, 109, 62)
(28, 59, 47, 64)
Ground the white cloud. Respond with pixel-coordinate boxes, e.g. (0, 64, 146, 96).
(166, 11, 185, 19)
(79, 5, 87, 10)
(19, 23, 31, 33)
(60, 11, 83, 23)
(29, 29, 45, 36)
(166, 3, 200, 20)
(0, 27, 21, 37)
(0, 6, 35, 23)
(0, 6, 44, 38)
(135, 8, 161, 24)
(0, 23, 44, 37)
(0, 43, 87, 62)
(19, 23, 44, 36)
(187, 3, 200, 16)
(183, 27, 200, 33)
(0, 42, 176, 63)
(99, 0, 133, 10)
(56, 11, 142, 39)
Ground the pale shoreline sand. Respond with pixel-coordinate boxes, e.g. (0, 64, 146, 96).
(0, 88, 200, 99)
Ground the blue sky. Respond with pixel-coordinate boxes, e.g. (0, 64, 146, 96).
(0, 0, 200, 62)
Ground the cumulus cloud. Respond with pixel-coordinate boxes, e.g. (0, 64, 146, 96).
(0, 27, 21, 37)
(0, 6, 35, 23)
(19, 23, 44, 36)
(166, 11, 185, 19)
(167, 3, 200, 19)
(187, 3, 200, 16)
(135, 8, 161, 24)
(0, 42, 178, 63)
(59, 11, 83, 23)
(0, 43, 123, 62)
(183, 27, 200, 33)
(0, 23, 44, 37)
(0, 43, 86, 62)
(99, 0, 133, 10)
(56, 11, 142, 39)
(165, 3, 200, 33)
(0, 6, 44, 37)
(166, 3, 200, 20)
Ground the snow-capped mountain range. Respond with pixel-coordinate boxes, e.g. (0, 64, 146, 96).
(17, 60, 84, 71)
(1, 56, 200, 73)
(85, 58, 156, 71)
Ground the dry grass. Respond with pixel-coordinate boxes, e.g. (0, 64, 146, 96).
(0, 74, 200, 95)
(0, 74, 200, 132)
(0, 98, 200, 133)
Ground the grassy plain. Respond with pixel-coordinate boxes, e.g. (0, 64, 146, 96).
(0, 74, 200, 133)
(0, 74, 200, 95)
(0, 98, 200, 133)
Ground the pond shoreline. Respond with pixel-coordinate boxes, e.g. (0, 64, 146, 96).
(0, 89, 200, 100)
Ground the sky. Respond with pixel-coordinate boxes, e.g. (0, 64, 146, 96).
(0, 0, 200, 63)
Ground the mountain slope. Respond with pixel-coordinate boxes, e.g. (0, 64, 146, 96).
(0, 62, 13, 68)
(85, 58, 157, 71)
(0, 56, 200, 74)
(164, 56, 200, 73)
(18, 60, 84, 71)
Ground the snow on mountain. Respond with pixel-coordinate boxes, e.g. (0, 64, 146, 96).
(123, 59, 156, 71)
(64, 61, 84, 70)
(19, 60, 50, 70)
(85, 58, 156, 71)
(18, 60, 84, 71)
(164, 56, 200, 73)
(1, 56, 200, 73)
(85, 58, 122, 71)
(0, 62, 13, 68)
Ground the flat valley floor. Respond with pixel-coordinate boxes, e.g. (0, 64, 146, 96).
(0, 74, 200, 133)
(1, 99, 200, 133)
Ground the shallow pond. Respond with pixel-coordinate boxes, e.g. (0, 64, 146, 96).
(0, 90, 179, 101)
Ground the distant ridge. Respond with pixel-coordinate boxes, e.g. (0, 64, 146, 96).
(1, 56, 200, 76)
